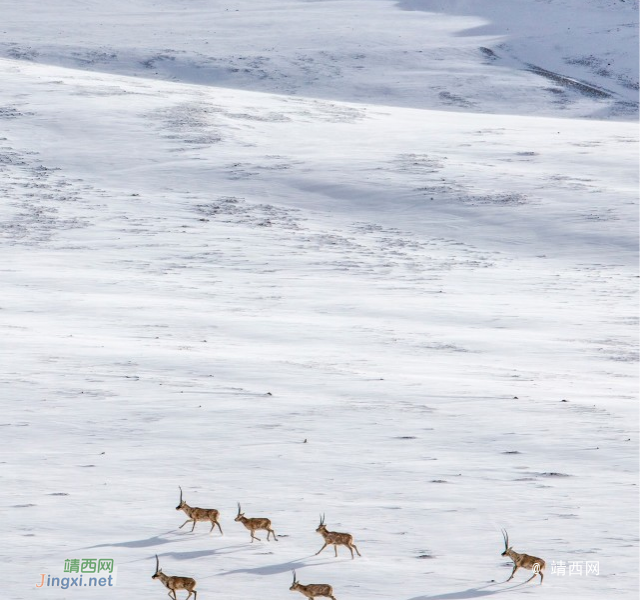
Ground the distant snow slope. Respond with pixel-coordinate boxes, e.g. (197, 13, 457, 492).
(0, 0, 637, 117)
(0, 1, 638, 600)
(397, 0, 639, 115)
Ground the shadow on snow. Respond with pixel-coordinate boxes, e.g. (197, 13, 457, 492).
(407, 581, 536, 599)
(219, 556, 338, 577)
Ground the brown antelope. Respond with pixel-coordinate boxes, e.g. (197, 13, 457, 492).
(501, 529, 545, 584)
(290, 570, 337, 600)
(315, 514, 361, 559)
(152, 554, 198, 600)
(176, 486, 223, 534)
(234, 502, 277, 542)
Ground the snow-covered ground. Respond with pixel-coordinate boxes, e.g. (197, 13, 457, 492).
(1, 1, 638, 599)
(2, 0, 638, 117)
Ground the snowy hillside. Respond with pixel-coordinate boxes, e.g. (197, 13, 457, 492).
(1, 1, 638, 600)
(1, 0, 638, 117)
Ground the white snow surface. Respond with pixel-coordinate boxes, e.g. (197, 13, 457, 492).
(1, 0, 638, 117)
(0, 1, 638, 599)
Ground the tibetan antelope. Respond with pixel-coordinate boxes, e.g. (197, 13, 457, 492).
(290, 570, 337, 600)
(315, 514, 361, 559)
(175, 486, 223, 534)
(152, 554, 198, 600)
(501, 529, 545, 584)
(235, 503, 277, 542)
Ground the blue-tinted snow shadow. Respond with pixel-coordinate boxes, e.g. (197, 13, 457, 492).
(83, 529, 223, 550)
(115, 546, 249, 567)
(220, 557, 336, 577)
(408, 581, 534, 599)
(83, 534, 175, 549)
(160, 545, 247, 561)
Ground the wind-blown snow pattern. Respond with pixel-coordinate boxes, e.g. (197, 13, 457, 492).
(1, 1, 637, 599)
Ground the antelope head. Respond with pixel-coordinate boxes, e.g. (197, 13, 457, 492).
(501, 529, 513, 557)
(316, 513, 327, 533)
(152, 554, 163, 580)
(290, 570, 300, 591)
(235, 503, 244, 522)
(176, 486, 187, 511)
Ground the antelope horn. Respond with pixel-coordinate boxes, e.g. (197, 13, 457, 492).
(237, 502, 242, 515)
(502, 529, 509, 550)
(322, 512, 326, 525)
(179, 486, 183, 503)
(292, 570, 297, 584)
(155, 554, 159, 573)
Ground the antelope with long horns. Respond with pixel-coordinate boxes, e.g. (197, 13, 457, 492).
(152, 554, 198, 600)
(290, 570, 337, 600)
(501, 529, 545, 584)
(175, 486, 223, 534)
(235, 503, 277, 542)
(315, 514, 361, 559)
